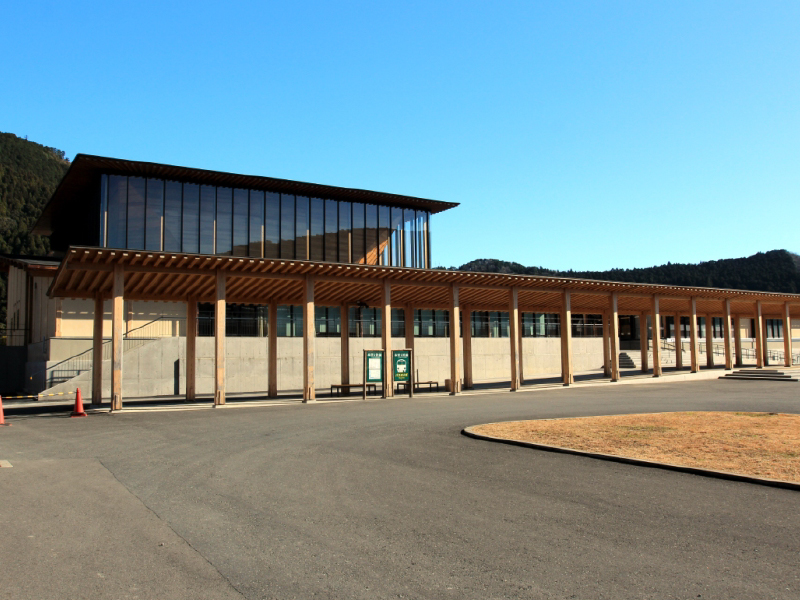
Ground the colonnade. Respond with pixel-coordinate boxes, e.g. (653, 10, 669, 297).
(90, 270, 796, 410)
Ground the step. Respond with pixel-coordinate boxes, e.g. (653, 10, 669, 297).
(721, 375, 798, 382)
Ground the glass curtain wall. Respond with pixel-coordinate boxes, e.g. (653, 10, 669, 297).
(100, 174, 432, 267)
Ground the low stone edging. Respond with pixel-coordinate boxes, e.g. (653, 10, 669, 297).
(461, 425, 800, 492)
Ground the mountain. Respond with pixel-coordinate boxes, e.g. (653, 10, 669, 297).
(0, 132, 70, 327)
(453, 250, 800, 294)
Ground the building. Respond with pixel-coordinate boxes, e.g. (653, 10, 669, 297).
(2, 154, 799, 404)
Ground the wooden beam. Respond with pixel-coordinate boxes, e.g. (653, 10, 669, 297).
(186, 298, 197, 401)
(651, 296, 662, 377)
(268, 300, 278, 397)
(755, 301, 764, 369)
(509, 289, 520, 391)
(449, 285, 461, 395)
(111, 265, 124, 411)
(784, 301, 793, 368)
(215, 270, 226, 405)
(561, 291, 573, 385)
(610, 293, 620, 382)
(723, 300, 733, 370)
(689, 297, 699, 373)
(91, 294, 103, 405)
(302, 275, 316, 402)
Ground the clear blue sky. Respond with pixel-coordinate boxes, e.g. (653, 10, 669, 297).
(3, 1, 798, 270)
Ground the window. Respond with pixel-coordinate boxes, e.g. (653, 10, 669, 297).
(352, 203, 366, 264)
(197, 304, 268, 337)
(365, 204, 378, 265)
(309, 198, 324, 261)
(264, 192, 280, 259)
(765, 319, 783, 339)
(315, 306, 341, 336)
(470, 312, 508, 337)
(277, 305, 303, 337)
(338, 201, 351, 263)
(325, 200, 338, 262)
(350, 306, 381, 337)
(145, 178, 163, 251)
(199, 185, 216, 254)
(280, 194, 295, 259)
(182, 183, 200, 254)
(572, 314, 602, 337)
(295, 196, 309, 260)
(391, 308, 405, 337)
(378, 205, 391, 265)
(107, 175, 127, 248)
(248, 190, 264, 257)
(164, 181, 182, 252)
(415, 309, 450, 337)
(126, 177, 146, 250)
(521, 313, 560, 337)
(216, 187, 233, 255)
(232, 188, 249, 257)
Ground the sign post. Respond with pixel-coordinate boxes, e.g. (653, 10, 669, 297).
(363, 350, 383, 400)
(392, 349, 413, 397)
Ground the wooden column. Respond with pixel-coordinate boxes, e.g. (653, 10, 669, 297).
(689, 297, 699, 373)
(639, 315, 649, 373)
(783, 302, 793, 368)
(517, 308, 525, 385)
(381, 280, 392, 398)
(754, 302, 764, 368)
(404, 305, 415, 354)
(723, 301, 733, 370)
(214, 270, 226, 406)
(268, 300, 278, 397)
(509, 289, 520, 391)
(674, 314, 683, 370)
(302, 276, 316, 402)
(340, 303, 350, 393)
(111, 265, 124, 411)
(651, 296, 662, 377)
(91, 294, 104, 405)
(761, 304, 770, 367)
(610, 294, 619, 382)
(734, 315, 743, 368)
(462, 306, 473, 389)
(602, 310, 611, 377)
(449, 285, 461, 395)
(186, 298, 197, 401)
(560, 291, 573, 386)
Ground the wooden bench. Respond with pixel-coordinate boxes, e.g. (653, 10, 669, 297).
(397, 381, 439, 392)
(330, 383, 377, 397)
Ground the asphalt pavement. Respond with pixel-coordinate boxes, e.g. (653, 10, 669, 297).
(1, 378, 798, 599)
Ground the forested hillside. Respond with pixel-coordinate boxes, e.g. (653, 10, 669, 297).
(455, 250, 800, 294)
(0, 132, 70, 326)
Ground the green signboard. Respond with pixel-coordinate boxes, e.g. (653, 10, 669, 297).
(393, 350, 411, 382)
(365, 350, 384, 383)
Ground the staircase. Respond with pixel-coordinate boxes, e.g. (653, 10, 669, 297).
(721, 369, 799, 382)
(619, 353, 636, 369)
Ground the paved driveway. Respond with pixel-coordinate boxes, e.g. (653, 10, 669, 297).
(1, 379, 798, 599)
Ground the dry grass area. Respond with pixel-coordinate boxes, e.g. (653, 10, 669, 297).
(473, 412, 800, 483)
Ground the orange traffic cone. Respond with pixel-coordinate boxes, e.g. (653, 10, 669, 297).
(70, 388, 87, 418)
(0, 395, 9, 426)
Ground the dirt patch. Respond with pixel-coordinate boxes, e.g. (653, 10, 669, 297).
(472, 412, 800, 483)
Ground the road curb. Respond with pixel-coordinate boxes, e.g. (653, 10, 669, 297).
(461, 425, 800, 492)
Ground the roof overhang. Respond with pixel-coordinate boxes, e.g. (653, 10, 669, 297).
(0, 254, 61, 276)
(48, 247, 800, 317)
(33, 154, 459, 236)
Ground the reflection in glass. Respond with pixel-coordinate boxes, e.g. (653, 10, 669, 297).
(233, 188, 249, 257)
(182, 183, 200, 253)
(216, 187, 233, 255)
(126, 177, 146, 250)
(309, 198, 324, 261)
(295, 196, 309, 260)
(391, 207, 403, 266)
(352, 203, 365, 264)
(264, 192, 280, 259)
(338, 201, 351, 263)
(145, 179, 163, 251)
(280, 193, 295, 258)
(164, 181, 182, 252)
(325, 200, 338, 262)
(365, 204, 378, 265)
(199, 185, 216, 254)
(248, 190, 264, 257)
(403, 209, 415, 267)
(107, 175, 127, 248)
(378, 205, 390, 265)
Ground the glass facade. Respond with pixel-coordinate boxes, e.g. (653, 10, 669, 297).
(100, 174, 433, 268)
